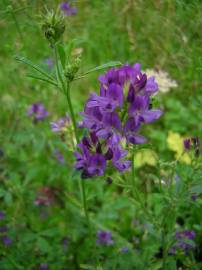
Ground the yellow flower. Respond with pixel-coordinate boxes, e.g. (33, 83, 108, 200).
(134, 149, 157, 168)
(167, 131, 191, 164)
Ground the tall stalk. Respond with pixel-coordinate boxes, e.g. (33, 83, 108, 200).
(131, 147, 136, 195)
(65, 81, 89, 224)
(54, 45, 89, 224)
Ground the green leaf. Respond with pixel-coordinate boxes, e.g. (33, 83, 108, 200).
(166, 257, 177, 270)
(80, 264, 94, 270)
(27, 74, 58, 87)
(39, 228, 59, 237)
(150, 260, 162, 270)
(37, 237, 50, 253)
(74, 61, 122, 80)
(4, 191, 13, 205)
(57, 43, 66, 69)
(0, 188, 5, 198)
(21, 233, 36, 243)
(15, 55, 55, 81)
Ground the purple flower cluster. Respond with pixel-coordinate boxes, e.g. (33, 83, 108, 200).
(27, 103, 49, 123)
(54, 149, 65, 164)
(96, 230, 113, 246)
(120, 246, 129, 253)
(60, 1, 77, 16)
(0, 211, 5, 220)
(0, 211, 12, 246)
(61, 237, 69, 250)
(34, 187, 55, 206)
(75, 63, 162, 178)
(169, 230, 196, 254)
(50, 114, 71, 133)
(39, 263, 49, 270)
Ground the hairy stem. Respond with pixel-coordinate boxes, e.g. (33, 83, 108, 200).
(66, 82, 89, 224)
(54, 44, 89, 224)
(66, 83, 79, 144)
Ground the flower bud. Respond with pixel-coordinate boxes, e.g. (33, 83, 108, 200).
(64, 56, 81, 82)
(41, 9, 65, 44)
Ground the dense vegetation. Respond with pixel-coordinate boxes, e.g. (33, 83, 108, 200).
(0, 1, 202, 269)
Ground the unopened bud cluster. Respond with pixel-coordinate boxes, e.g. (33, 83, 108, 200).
(41, 9, 65, 44)
(65, 55, 81, 82)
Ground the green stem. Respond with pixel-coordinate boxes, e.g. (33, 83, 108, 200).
(66, 83, 79, 144)
(10, 10, 24, 42)
(54, 44, 89, 224)
(190, 251, 198, 270)
(66, 85, 89, 224)
(81, 179, 89, 224)
(131, 149, 140, 202)
(130, 147, 159, 227)
(162, 228, 167, 270)
(131, 147, 136, 194)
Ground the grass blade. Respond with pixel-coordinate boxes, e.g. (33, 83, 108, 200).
(15, 55, 55, 81)
(27, 74, 58, 87)
(74, 61, 122, 80)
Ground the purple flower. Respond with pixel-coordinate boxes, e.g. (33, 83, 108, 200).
(87, 83, 124, 112)
(183, 136, 200, 157)
(54, 149, 65, 164)
(124, 117, 147, 145)
(75, 63, 162, 177)
(80, 63, 161, 145)
(96, 112, 122, 144)
(51, 114, 71, 132)
(0, 225, 8, 233)
(1, 235, 12, 246)
(99, 64, 139, 87)
(88, 154, 106, 176)
(111, 145, 131, 172)
(39, 263, 48, 270)
(191, 193, 198, 201)
(145, 76, 158, 95)
(0, 211, 5, 220)
(120, 246, 129, 253)
(96, 230, 113, 246)
(34, 187, 55, 206)
(184, 138, 191, 150)
(180, 230, 195, 240)
(60, 1, 77, 16)
(169, 230, 196, 254)
(61, 237, 69, 250)
(45, 58, 54, 69)
(74, 136, 106, 179)
(80, 106, 103, 131)
(128, 95, 162, 125)
(27, 103, 49, 123)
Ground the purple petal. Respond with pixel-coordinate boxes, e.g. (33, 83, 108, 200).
(145, 76, 158, 95)
(127, 134, 147, 145)
(141, 109, 162, 123)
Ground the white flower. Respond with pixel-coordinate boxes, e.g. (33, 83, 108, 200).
(145, 69, 178, 93)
